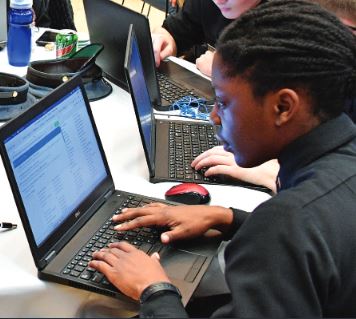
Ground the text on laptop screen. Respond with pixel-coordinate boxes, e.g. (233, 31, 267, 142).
(4, 86, 107, 246)
(128, 32, 154, 167)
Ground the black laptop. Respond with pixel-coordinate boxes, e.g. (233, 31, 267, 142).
(0, 76, 221, 307)
(124, 25, 269, 193)
(83, 0, 214, 110)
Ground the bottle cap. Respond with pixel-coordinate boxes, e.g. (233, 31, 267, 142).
(10, 0, 33, 9)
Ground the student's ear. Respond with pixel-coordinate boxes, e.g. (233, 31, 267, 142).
(273, 89, 300, 126)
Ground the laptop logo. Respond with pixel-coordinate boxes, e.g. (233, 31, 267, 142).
(75, 211, 81, 218)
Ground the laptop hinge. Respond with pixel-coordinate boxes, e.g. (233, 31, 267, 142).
(104, 189, 113, 201)
(44, 250, 57, 265)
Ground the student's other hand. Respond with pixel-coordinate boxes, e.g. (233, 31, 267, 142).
(112, 203, 233, 243)
(170, 0, 177, 6)
(192, 146, 279, 193)
(90, 241, 169, 300)
(196, 51, 214, 77)
(152, 28, 177, 67)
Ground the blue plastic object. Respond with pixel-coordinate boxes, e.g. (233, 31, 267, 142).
(170, 95, 210, 121)
(7, 0, 33, 66)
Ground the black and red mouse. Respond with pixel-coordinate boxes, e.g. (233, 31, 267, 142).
(165, 183, 211, 205)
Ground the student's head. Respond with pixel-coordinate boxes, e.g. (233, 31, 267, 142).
(212, 0, 262, 19)
(310, 0, 356, 34)
(211, 0, 356, 167)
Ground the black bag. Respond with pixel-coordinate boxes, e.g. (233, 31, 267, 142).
(26, 44, 112, 102)
(0, 73, 37, 121)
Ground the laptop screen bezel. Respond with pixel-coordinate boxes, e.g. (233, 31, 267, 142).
(0, 76, 115, 269)
(124, 25, 156, 177)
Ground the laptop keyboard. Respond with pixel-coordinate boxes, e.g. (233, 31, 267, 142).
(168, 122, 220, 182)
(157, 72, 198, 104)
(62, 195, 164, 287)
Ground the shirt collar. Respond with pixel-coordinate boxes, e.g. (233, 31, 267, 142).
(277, 113, 356, 191)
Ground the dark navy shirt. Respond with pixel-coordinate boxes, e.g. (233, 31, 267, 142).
(162, 0, 232, 56)
(140, 114, 356, 317)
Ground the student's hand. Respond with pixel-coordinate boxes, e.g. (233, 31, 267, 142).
(192, 146, 279, 193)
(170, 0, 177, 6)
(152, 28, 177, 67)
(112, 203, 233, 243)
(196, 51, 214, 77)
(89, 241, 169, 300)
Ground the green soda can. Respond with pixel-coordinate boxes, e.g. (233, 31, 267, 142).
(56, 32, 78, 59)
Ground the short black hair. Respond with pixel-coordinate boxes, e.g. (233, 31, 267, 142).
(216, 0, 356, 122)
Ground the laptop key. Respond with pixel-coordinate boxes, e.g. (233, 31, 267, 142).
(101, 278, 111, 286)
(80, 271, 93, 280)
(70, 270, 80, 277)
(74, 265, 85, 272)
(91, 272, 104, 283)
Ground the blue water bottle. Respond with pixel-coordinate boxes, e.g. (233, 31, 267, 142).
(7, 0, 33, 66)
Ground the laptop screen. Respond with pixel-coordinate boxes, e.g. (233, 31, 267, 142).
(3, 86, 107, 246)
(126, 29, 155, 170)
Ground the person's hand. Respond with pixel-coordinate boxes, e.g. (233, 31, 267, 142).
(196, 51, 214, 77)
(170, 0, 177, 6)
(192, 146, 279, 193)
(112, 203, 233, 243)
(89, 242, 169, 300)
(152, 28, 177, 67)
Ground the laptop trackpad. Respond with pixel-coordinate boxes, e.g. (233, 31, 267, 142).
(161, 247, 207, 283)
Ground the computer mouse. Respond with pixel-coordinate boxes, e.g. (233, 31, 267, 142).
(165, 183, 211, 205)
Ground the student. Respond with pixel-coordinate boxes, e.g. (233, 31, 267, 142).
(152, 0, 265, 76)
(89, 0, 356, 316)
(191, 0, 356, 192)
(32, 0, 76, 30)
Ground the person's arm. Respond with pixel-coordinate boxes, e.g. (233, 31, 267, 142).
(152, 27, 177, 67)
(192, 146, 279, 193)
(195, 51, 214, 77)
(213, 199, 331, 317)
(90, 241, 188, 317)
(89, 204, 248, 317)
(89, 202, 249, 316)
(162, 0, 205, 56)
(140, 292, 188, 318)
(32, 0, 51, 27)
(112, 203, 234, 243)
(47, 0, 76, 30)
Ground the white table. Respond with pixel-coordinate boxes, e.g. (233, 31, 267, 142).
(0, 33, 270, 317)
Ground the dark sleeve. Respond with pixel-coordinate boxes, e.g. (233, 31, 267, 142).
(140, 291, 188, 318)
(33, 0, 51, 27)
(212, 198, 336, 317)
(222, 208, 250, 240)
(162, 0, 205, 55)
(48, 0, 76, 30)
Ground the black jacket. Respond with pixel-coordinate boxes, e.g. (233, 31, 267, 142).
(33, 0, 76, 30)
(162, 0, 232, 58)
(140, 114, 356, 317)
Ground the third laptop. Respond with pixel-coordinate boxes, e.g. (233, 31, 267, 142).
(83, 0, 215, 110)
